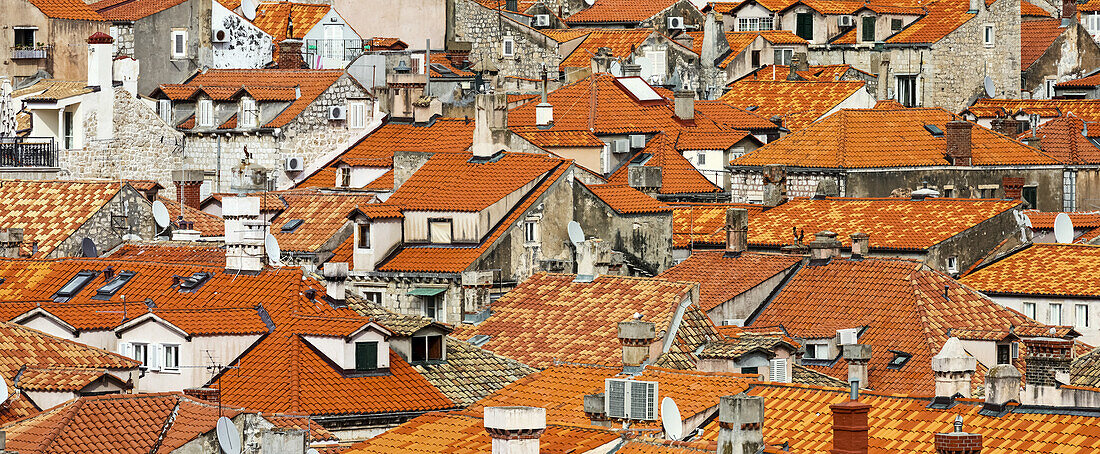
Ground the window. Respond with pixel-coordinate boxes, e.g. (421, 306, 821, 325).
(502, 37, 515, 57)
(524, 220, 538, 244)
(805, 343, 827, 359)
(773, 48, 793, 65)
(796, 13, 814, 40)
(1045, 78, 1057, 99)
(423, 295, 442, 320)
(740, 366, 759, 375)
(980, 186, 997, 198)
(197, 99, 214, 127)
(280, 219, 304, 233)
(53, 271, 97, 302)
(946, 256, 958, 274)
(133, 343, 149, 366)
(1065, 170, 1077, 212)
(337, 166, 351, 188)
(997, 344, 1011, 365)
(1024, 302, 1037, 319)
(983, 24, 994, 47)
(240, 97, 257, 128)
(357, 224, 371, 249)
(412, 335, 444, 362)
(891, 18, 903, 31)
(751, 50, 761, 67)
(158, 99, 172, 124)
(364, 290, 382, 305)
(94, 271, 136, 299)
(769, 358, 789, 382)
(943, 185, 955, 198)
(63, 110, 74, 149)
(163, 344, 179, 370)
(348, 100, 367, 129)
(171, 30, 187, 59)
(645, 49, 667, 83)
(355, 341, 378, 371)
(1023, 186, 1037, 209)
(1087, 12, 1100, 35)
(13, 28, 35, 48)
(1050, 303, 1063, 325)
(897, 75, 917, 107)
(1078, 304, 1090, 328)
(738, 17, 773, 31)
(429, 219, 452, 244)
(410, 53, 425, 74)
(696, 152, 706, 165)
(861, 16, 876, 42)
(886, 351, 911, 369)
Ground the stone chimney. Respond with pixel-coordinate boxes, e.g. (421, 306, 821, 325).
(945, 121, 973, 166)
(932, 337, 977, 398)
(484, 406, 546, 454)
(183, 387, 220, 403)
(622, 63, 642, 78)
(223, 196, 265, 273)
(277, 39, 305, 69)
(0, 229, 23, 258)
(716, 394, 764, 454)
(590, 47, 613, 74)
(725, 208, 749, 257)
(984, 364, 1021, 409)
(323, 262, 348, 303)
(618, 316, 656, 367)
(808, 231, 842, 264)
(575, 238, 608, 282)
(787, 53, 809, 80)
(674, 89, 695, 121)
(829, 391, 870, 454)
(1022, 338, 1073, 389)
(472, 93, 509, 158)
(1001, 177, 1024, 201)
(935, 417, 983, 454)
(171, 169, 204, 210)
(583, 393, 611, 427)
(990, 116, 1019, 137)
(627, 166, 662, 194)
(1023, 135, 1041, 149)
(762, 164, 787, 208)
(849, 233, 869, 259)
(843, 344, 872, 389)
(1063, 0, 1077, 26)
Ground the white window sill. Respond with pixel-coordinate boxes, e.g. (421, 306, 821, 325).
(157, 368, 181, 374)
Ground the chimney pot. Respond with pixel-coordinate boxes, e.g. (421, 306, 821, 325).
(1063, 0, 1077, 25)
(829, 399, 870, 454)
(945, 121, 973, 166)
(622, 63, 642, 78)
(762, 165, 787, 208)
(726, 208, 749, 256)
(932, 337, 977, 398)
(223, 196, 264, 273)
(935, 418, 983, 454)
(323, 262, 349, 302)
(808, 231, 841, 263)
(277, 39, 306, 69)
(984, 364, 1021, 408)
(674, 90, 695, 121)
(843, 344, 872, 389)
(472, 93, 509, 158)
(575, 238, 608, 282)
(618, 318, 656, 367)
(627, 166, 662, 193)
(535, 102, 553, 127)
(990, 117, 1019, 137)
(183, 387, 221, 403)
(717, 394, 764, 454)
(484, 406, 546, 454)
(583, 393, 611, 427)
(172, 169, 205, 211)
(849, 232, 869, 259)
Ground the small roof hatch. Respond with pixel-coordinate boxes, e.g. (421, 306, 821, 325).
(281, 219, 304, 233)
(925, 124, 944, 137)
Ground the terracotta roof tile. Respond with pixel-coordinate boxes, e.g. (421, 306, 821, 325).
(429, 53, 474, 78)
(155, 307, 270, 335)
(0, 320, 137, 396)
(157, 196, 225, 236)
(265, 190, 381, 252)
(27, 0, 104, 20)
(732, 108, 1059, 167)
(510, 127, 605, 148)
(742, 64, 872, 82)
(13, 80, 96, 102)
(106, 242, 227, 266)
(253, 2, 329, 41)
(384, 152, 562, 212)
(161, 69, 346, 128)
(886, 0, 975, 44)
(564, 0, 677, 23)
(670, 203, 765, 248)
(607, 133, 724, 195)
(1055, 71, 1100, 88)
(366, 37, 407, 50)
(1021, 19, 1065, 70)
(90, 0, 188, 20)
(1014, 115, 1100, 163)
(961, 243, 1100, 298)
(1022, 0, 1051, 16)
(659, 251, 800, 311)
(0, 180, 126, 257)
(580, 182, 672, 214)
(719, 80, 866, 131)
(967, 99, 1100, 122)
(15, 367, 117, 392)
(557, 29, 660, 68)
(414, 340, 537, 406)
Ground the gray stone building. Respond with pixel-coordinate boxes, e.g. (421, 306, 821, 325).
(1020, 14, 1100, 99)
(573, 182, 674, 275)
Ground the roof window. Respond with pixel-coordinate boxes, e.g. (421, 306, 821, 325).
(616, 77, 663, 102)
(886, 350, 912, 369)
(924, 124, 944, 137)
(177, 272, 212, 292)
(52, 271, 98, 302)
(281, 218, 304, 233)
(94, 271, 137, 300)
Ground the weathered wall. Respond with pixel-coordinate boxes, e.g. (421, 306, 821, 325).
(729, 170, 846, 203)
(845, 167, 1063, 211)
(1075, 169, 1100, 212)
(1022, 22, 1100, 97)
(49, 19, 112, 81)
(133, 0, 207, 95)
(573, 182, 673, 275)
(335, 0, 444, 50)
(706, 266, 795, 323)
(50, 185, 155, 257)
(0, 1, 51, 81)
(454, 0, 563, 81)
(925, 202, 1022, 274)
(645, 0, 706, 36)
(211, 2, 272, 70)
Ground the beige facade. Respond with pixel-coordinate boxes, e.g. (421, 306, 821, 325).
(0, 5, 106, 83)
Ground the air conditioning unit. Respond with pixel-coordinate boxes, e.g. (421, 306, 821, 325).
(328, 105, 346, 120)
(667, 16, 685, 30)
(838, 15, 854, 27)
(836, 328, 859, 346)
(212, 27, 230, 43)
(605, 378, 658, 420)
(284, 156, 304, 172)
(613, 138, 630, 153)
(532, 14, 550, 27)
(629, 134, 646, 149)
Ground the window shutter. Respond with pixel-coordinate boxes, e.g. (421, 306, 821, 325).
(149, 344, 163, 371)
(119, 342, 133, 359)
(769, 358, 789, 383)
(356, 341, 377, 371)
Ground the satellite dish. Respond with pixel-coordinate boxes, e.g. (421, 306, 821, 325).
(306, 450, 319, 454)
(264, 232, 282, 265)
(81, 238, 98, 257)
(0, 381, 9, 405)
(152, 200, 170, 229)
(984, 76, 995, 98)
(240, 0, 257, 20)
(660, 397, 683, 440)
(122, 233, 143, 242)
(1054, 212, 1074, 244)
(567, 221, 585, 246)
(584, 0, 596, 5)
(216, 416, 241, 454)
(609, 61, 623, 78)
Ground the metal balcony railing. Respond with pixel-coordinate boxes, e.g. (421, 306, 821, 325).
(11, 46, 48, 59)
(0, 137, 58, 167)
(303, 39, 368, 68)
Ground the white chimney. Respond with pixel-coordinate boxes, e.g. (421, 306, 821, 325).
(984, 364, 1021, 409)
(484, 406, 546, 454)
(535, 102, 553, 127)
(932, 337, 977, 398)
(223, 196, 264, 273)
(86, 32, 115, 141)
(575, 238, 607, 282)
(323, 262, 348, 302)
(843, 344, 872, 389)
(472, 93, 508, 158)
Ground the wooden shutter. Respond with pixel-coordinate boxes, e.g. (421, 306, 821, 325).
(862, 16, 875, 42)
(356, 341, 378, 371)
(797, 13, 813, 40)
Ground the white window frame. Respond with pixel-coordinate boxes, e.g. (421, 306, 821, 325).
(738, 16, 774, 31)
(896, 74, 919, 107)
(524, 219, 539, 244)
(348, 100, 367, 129)
(774, 48, 793, 66)
(357, 223, 371, 250)
(424, 295, 443, 320)
(805, 342, 828, 359)
(132, 342, 149, 367)
(1087, 12, 1100, 36)
(410, 53, 426, 74)
(240, 97, 257, 128)
(364, 290, 383, 305)
(502, 37, 515, 58)
(162, 343, 180, 371)
(983, 24, 995, 48)
(158, 99, 172, 124)
(1065, 170, 1077, 212)
(769, 358, 790, 383)
(337, 166, 351, 188)
(171, 30, 188, 59)
(197, 99, 214, 127)
(1045, 77, 1058, 99)
(1077, 304, 1090, 328)
(1050, 303, 1063, 325)
(1024, 302, 1037, 320)
(946, 256, 958, 274)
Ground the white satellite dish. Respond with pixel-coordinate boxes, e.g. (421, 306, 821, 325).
(0, 382, 9, 405)
(567, 221, 585, 246)
(152, 200, 170, 229)
(584, 0, 596, 6)
(609, 61, 623, 77)
(306, 449, 319, 454)
(984, 76, 995, 98)
(635, 56, 652, 81)
(216, 416, 241, 454)
(240, 0, 257, 20)
(1054, 212, 1074, 244)
(122, 233, 143, 242)
(660, 397, 683, 440)
(264, 232, 282, 265)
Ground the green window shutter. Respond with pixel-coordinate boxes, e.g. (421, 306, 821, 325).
(862, 16, 876, 42)
(355, 341, 378, 371)
(796, 13, 814, 40)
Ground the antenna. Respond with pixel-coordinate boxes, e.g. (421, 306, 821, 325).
(660, 397, 682, 440)
(216, 416, 242, 454)
(81, 238, 98, 257)
(983, 76, 995, 98)
(264, 233, 282, 266)
(240, 0, 257, 20)
(1054, 212, 1074, 244)
(567, 221, 585, 247)
(153, 200, 170, 237)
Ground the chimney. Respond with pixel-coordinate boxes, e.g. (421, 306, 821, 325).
(932, 337, 977, 398)
(536, 67, 553, 127)
(171, 169, 204, 210)
(590, 47, 613, 74)
(223, 196, 265, 273)
(968, 0, 981, 13)
(829, 387, 870, 454)
(716, 394, 764, 454)
(472, 92, 509, 158)
(815, 179, 840, 198)
(762, 164, 787, 208)
(984, 364, 1021, 410)
(323, 262, 348, 303)
(1063, 0, 1077, 26)
(849, 233, 869, 259)
(945, 120, 973, 166)
(462, 270, 494, 318)
(583, 393, 611, 427)
(1001, 177, 1024, 201)
(484, 406, 546, 454)
(622, 63, 642, 78)
(1023, 135, 1041, 149)
(277, 39, 305, 69)
(674, 89, 695, 121)
(935, 416, 983, 454)
(843, 344, 872, 389)
(0, 228, 23, 258)
(1022, 338, 1073, 389)
(86, 32, 113, 88)
(808, 231, 841, 264)
(575, 238, 607, 282)
(627, 166, 662, 194)
(726, 208, 748, 256)
(183, 387, 221, 403)
(618, 316, 656, 367)
(990, 116, 1019, 137)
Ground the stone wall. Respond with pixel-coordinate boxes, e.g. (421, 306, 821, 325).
(846, 167, 1064, 211)
(50, 185, 156, 257)
(110, 24, 135, 58)
(573, 182, 674, 275)
(729, 170, 846, 203)
(1022, 22, 1100, 97)
(454, 0, 563, 81)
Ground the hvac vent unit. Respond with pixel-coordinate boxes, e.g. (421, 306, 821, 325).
(838, 15, 854, 27)
(613, 138, 630, 154)
(667, 16, 685, 30)
(212, 27, 230, 43)
(284, 156, 304, 172)
(532, 14, 551, 27)
(629, 134, 646, 149)
(836, 328, 859, 346)
(605, 378, 658, 420)
(328, 105, 346, 120)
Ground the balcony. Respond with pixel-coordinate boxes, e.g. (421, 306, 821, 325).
(303, 39, 368, 68)
(11, 46, 49, 60)
(0, 137, 58, 167)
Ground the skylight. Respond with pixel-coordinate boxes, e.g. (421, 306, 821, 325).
(52, 271, 97, 302)
(924, 124, 944, 137)
(616, 77, 663, 102)
(281, 218, 304, 233)
(887, 350, 912, 369)
(94, 271, 137, 300)
(178, 272, 213, 292)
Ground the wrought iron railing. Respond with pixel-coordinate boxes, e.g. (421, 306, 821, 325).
(11, 46, 48, 59)
(302, 39, 369, 68)
(0, 137, 58, 167)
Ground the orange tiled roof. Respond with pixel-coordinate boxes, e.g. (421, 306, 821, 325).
(719, 80, 866, 131)
(1055, 71, 1100, 88)
(384, 152, 562, 212)
(451, 273, 702, 368)
(14, 366, 118, 392)
(742, 64, 872, 82)
(90, 0, 188, 20)
(268, 189, 381, 252)
(720, 32, 762, 68)
(670, 202, 765, 248)
(0, 180, 125, 257)
(1021, 0, 1051, 16)
(253, 2, 330, 42)
(1021, 19, 1065, 70)
(732, 108, 1060, 168)
(366, 37, 408, 50)
(564, 0, 677, 23)
(581, 182, 671, 214)
(967, 99, 1100, 122)
(1024, 210, 1100, 229)
(659, 251, 800, 311)
(159, 69, 346, 128)
(28, 0, 104, 20)
(752, 257, 1052, 394)
(429, 53, 474, 78)
(510, 127, 605, 148)
(606, 133, 724, 195)
(1015, 115, 1100, 164)
(886, 0, 975, 44)
(106, 242, 226, 266)
(961, 243, 1100, 298)
(557, 29, 659, 68)
(748, 197, 1023, 251)
(13, 80, 97, 102)
(157, 196, 224, 236)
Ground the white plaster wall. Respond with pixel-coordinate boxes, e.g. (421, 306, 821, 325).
(404, 210, 480, 243)
(212, 2, 273, 69)
(302, 330, 389, 370)
(959, 339, 998, 368)
(25, 391, 78, 411)
(189, 334, 263, 386)
(118, 320, 188, 392)
(352, 219, 402, 272)
(349, 166, 389, 188)
(19, 315, 74, 341)
(988, 295, 1099, 345)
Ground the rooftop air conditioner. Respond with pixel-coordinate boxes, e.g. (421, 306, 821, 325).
(630, 134, 646, 149)
(836, 328, 859, 346)
(613, 138, 630, 154)
(605, 378, 658, 420)
(328, 105, 346, 121)
(212, 27, 230, 43)
(667, 16, 685, 30)
(838, 15, 854, 27)
(284, 156, 304, 172)
(533, 14, 551, 27)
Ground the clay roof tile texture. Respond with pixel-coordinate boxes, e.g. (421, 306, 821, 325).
(719, 80, 866, 131)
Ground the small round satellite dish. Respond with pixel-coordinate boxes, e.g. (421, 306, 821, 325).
(584, 0, 596, 6)
(1054, 212, 1074, 244)
(264, 232, 282, 265)
(152, 200, 170, 228)
(609, 61, 623, 77)
(635, 56, 652, 80)
(216, 416, 241, 454)
(122, 233, 143, 242)
(567, 221, 585, 245)
(660, 397, 683, 440)
(240, 0, 257, 20)
(984, 76, 995, 98)
(306, 449, 319, 454)
(81, 238, 98, 258)
(0, 382, 9, 404)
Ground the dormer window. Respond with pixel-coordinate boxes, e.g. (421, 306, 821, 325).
(355, 341, 378, 371)
(197, 99, 214, 127)
(336, 166, 351, 188)
(429, 218, 452, 244)
(240, 97, 258, 128)
(411, 335, 444, 363)
(357, 223, 371, 249)
(157, 99, 172, 123)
